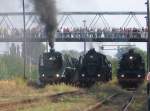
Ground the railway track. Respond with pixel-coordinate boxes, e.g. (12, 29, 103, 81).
(122, 95, 135, 111)
(84, 91, 136, 111)
(0, 90, 86, 111)
(84, 93, 120, 111)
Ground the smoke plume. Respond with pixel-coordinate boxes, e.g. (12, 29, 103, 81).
(31, 0, 57, 48)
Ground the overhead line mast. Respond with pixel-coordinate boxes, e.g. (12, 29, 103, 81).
(146, 0, 150, 72)
(23, 0, 26, 79)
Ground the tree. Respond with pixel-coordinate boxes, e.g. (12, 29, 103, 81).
(0, 55, 24, 79)
(116, 46, 131, 59)
(61, 50, 81, 59)
(9, 43, 17, 56)
(16, 45, 21, 57)
(22, 42, 46, 65)
(134, 48, 147, 70)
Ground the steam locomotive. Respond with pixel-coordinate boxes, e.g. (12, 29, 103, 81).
(38, 48, 78, 85)
(78, 48, 112, 86)
(62, 48, 112, 86)
(38, 48, 112, 87)
(117, 49, 146, 88)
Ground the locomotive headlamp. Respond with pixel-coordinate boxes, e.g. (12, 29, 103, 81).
(129, 56, 133, 60)
(121, 74, 125, 78)
(81, 74, 85, 77)
(90, 56, 94, 59)
(138, 74, 141, 78)
(49, 57, 53, 60)
(97, 74, 101, 77)
(56, 74, 60, 78)
(42, 74, 45, 77)
(49, 57, 56, 61)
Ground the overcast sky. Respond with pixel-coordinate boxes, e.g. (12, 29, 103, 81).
(56, 0, 146, 12)
(0, 0, 146, 12)
(0, 0, 147, 27)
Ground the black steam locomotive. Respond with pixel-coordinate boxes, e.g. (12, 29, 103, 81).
(38, 48, 112, 87)
(38, 49, 77, 85)
(78, 48, 112, 86)
(117, 49, 146, 88)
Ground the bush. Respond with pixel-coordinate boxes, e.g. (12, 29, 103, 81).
(0, 55, 38, 80)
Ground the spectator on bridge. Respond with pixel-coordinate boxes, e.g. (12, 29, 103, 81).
(97, 28, 102, 38)
(0, 26, 148, 40)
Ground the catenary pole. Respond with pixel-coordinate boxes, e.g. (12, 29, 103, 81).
(23, 0, 26, 79)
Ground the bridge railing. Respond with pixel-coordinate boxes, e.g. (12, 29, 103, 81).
(0, 31, 147, 41)
(56, 31, 148, 39)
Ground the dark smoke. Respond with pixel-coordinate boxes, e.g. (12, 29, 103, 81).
(31, 0, 57, 48)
